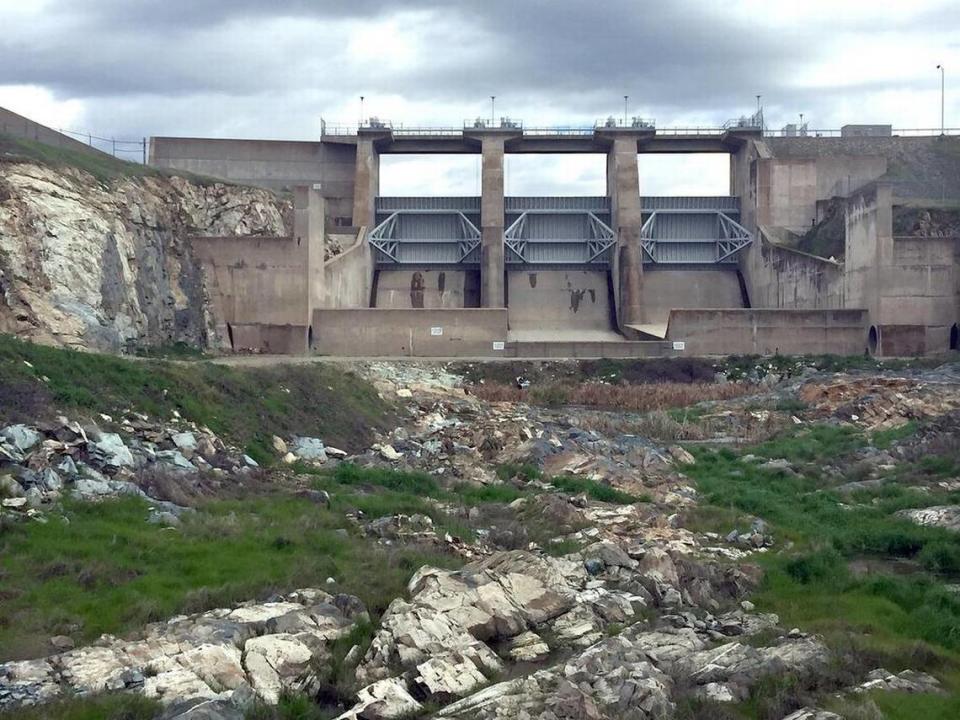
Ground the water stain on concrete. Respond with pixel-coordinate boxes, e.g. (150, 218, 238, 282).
(528, 273, 537, 288)
(569, 288, 586, 312)
(410, 271, 425, 308)
(438, 271, 446, 293)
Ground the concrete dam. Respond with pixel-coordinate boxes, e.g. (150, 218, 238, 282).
(150, 119, 960, 358)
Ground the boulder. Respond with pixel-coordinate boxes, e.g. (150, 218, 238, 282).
(291, 437, 327, 462)
(0, 473, 25, 498)
(89, 433, 135, 469)
(171, 432, 198, 455)
(156, 450, 198, 473)
(505, 631, 550, 662)
(1, 425, 42, 453)
(242, 634, 313, 703)
(336, 677, 422, 719)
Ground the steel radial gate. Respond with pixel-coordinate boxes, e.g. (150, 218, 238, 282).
(639, 197, 752, 264)
(370, 196, 752, 267)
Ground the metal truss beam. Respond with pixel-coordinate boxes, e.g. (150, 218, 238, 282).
(504, 210, 615, 265)
(640, 210, 753, 264)
(369, 210, 481, 265)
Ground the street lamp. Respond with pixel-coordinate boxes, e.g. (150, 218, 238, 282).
(490, 96, 496, 126)
(359, 96, 365, 128)
(624, 95, 629, 126)
(936, 65, 945, 135)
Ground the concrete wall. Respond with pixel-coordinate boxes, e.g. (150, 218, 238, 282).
(756, 158, 818, 232)
(312, 308, 507, 356)
(192, 235, 311, 331)
(639, 269, 745, 327)
(745, 137, 887, 235)
(150, 137, 357, 227)
(507, 270, 613, 336)
(322, 231, 374, 309)
(667, 308, 868, 356)
(843, 183, 892, 329)
(375, 269, 479, 308)
(191, 189, 324, 352)
(872, 235, 959, 354)
(0, 106, 109, 157)
(740, 231, 846, 309)
(766, 135, 960, 203)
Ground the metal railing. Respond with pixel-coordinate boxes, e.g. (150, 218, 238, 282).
(320, 117, 960, 140)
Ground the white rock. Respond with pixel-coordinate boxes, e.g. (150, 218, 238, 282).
(337, 677, 422, 720)
(243, 634, 313, 703)
(378, 444, 403, 461)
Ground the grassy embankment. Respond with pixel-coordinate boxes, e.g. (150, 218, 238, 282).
(0, 132, 222, 185)
(682, 422, 960, 719)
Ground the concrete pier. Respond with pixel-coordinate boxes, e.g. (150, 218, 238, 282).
(605, 134, 644, 327)
(480, 135, 506, 307)
(352, 131, 387, 230)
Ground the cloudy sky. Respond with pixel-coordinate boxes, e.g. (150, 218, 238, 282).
(2, 0, 958, 195)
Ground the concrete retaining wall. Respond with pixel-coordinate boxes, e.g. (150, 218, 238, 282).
(191, 189, 324, 353)
(639, 269, 744, 326)
(192, 235, 311, 329)
(149, 137, 357, 227)
(666, 308, 868, 356)
(312, 308, 508, 356)
(323, 231, 374, 308)
(740, 230, 846, 309)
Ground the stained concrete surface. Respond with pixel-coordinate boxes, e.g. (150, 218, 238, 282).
(375, 270, 479, 309)
(506, 270, 617, 342)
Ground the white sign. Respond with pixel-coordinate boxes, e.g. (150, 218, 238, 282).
(492, 341, 505, 351)
(430, 327, 443, 336)
(672, 341, 686, 351)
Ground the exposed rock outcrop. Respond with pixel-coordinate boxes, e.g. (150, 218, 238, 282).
(0, 589, 367, 713)
(0, 162, 287, 350)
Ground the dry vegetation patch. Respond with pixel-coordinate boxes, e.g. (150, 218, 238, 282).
(471, 380, 755, 412)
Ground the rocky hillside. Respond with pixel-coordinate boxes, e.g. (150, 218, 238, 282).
(0, 147, 288, 351)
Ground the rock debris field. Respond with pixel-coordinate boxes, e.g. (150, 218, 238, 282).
(2, 357, 960, 719)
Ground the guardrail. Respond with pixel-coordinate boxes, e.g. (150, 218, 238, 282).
(320, 118, 960, 140)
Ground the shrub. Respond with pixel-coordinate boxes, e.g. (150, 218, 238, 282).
(550, 476, 640, 505)
(785, 548, 847, 585)
(919, 541, 960, 575)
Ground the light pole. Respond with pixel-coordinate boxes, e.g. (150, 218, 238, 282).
(359, 96, 365, 128)
(490, 96, 496, 126)
(624, 95, 628, 126)
(937, 65, 945, 135)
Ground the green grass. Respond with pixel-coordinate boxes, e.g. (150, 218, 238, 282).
(872, 421, 919, 449)
(718, 354, 943, 382)
(495, 463, 543, 482)
(0, 693, 160, 720)
(0, 494, 461, 661)
(330, 463, 441, 497)
(868, 690, 960, 719)
(0, 334, 391, 458)
(549, 475, 643, 504)
(246, 690, 332, 720)
(682, 421, 960, 707)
